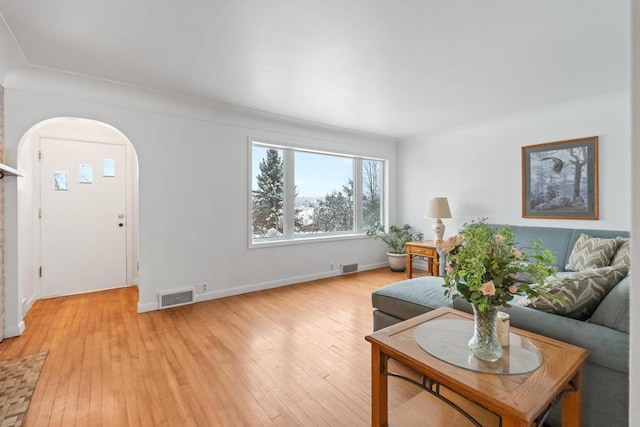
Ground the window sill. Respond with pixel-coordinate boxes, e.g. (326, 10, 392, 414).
(250, 232, 369, 249)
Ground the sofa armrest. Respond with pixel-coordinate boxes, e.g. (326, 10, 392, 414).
(453, 299, 628, 374)
(590, 276, 630, 333)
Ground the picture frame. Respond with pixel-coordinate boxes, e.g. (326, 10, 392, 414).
(522, 136, 598, 219)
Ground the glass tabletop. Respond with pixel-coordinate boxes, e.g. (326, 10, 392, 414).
(414, 318, 543, 375)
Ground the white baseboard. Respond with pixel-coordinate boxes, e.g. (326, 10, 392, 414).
(22, 294, 37, 316)
(193, 270, 339, 303)
(138, 263, 389, 312)
(5, 321, 25, 338)
(361, 261, 389, 271)
(137, 301, 158, 313)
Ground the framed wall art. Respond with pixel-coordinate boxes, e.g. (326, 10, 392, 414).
(522, 136, 598, 219)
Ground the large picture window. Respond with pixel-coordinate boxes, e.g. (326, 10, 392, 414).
(251, 140, 385, 244)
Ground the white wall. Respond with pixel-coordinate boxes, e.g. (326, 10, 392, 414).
(2, 66, 398, 333)
(398, 91, 630, 236)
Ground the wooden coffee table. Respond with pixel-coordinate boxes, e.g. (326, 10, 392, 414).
(365, 307, 589, 426)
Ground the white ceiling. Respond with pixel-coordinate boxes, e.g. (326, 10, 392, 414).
(0, 1, 630, 138)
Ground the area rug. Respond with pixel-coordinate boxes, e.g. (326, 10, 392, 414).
(0, 353, 47, 427)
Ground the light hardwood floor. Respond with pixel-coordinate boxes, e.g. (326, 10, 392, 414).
(0, 268, 424, 426)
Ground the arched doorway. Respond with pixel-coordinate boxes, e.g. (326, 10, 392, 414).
(17, 118, 138, 303)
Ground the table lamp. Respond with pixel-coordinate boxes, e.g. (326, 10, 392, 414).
(424, 197, 452, 243)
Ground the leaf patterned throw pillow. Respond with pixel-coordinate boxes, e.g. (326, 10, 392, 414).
(610, 237, 630, 271)
(526, 265, 628, 320)
(565, 234, 618, 271)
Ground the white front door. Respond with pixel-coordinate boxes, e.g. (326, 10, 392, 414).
(40, 137, 128, 297)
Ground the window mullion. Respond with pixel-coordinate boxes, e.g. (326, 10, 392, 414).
(283, 149, 296, 237)
(354, 158, 363, 232)
(382, 160, 388, 226)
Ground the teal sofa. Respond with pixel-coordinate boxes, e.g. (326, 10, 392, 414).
(372, 225, 630, 427)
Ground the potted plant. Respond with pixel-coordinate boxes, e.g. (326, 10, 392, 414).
(441, 218, 556, 361)
(366, 222, 424, 272)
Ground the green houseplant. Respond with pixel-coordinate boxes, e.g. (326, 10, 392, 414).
(366, 222, 424, 272)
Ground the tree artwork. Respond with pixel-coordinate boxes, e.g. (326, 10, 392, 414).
(531, 148, 587, 210)
(569, 147, 587, 202)
(522, 137, 598, 220)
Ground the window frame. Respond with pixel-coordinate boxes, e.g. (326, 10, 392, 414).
(248, 138, 386, 248)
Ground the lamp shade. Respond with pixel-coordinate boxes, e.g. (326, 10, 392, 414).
(424, 197, 452, 219)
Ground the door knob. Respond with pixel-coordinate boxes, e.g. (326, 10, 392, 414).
(118, 223, 124, 227)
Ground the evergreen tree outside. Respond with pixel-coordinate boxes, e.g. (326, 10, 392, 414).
(252, 148, 284, 237)
(362, 160, 382, 229)
(304, 180, 353, 232)
(296, 160, 382, 235)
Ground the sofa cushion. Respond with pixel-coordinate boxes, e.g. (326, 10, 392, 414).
(565, 233, 618, 271)
(610, 237, 630, 270)
(527, 266, 628, 320)
(490, 225, 628, 271)
(371, 277, 451, 321)
(590, 276, 630, 333)
(504, 225, 575, 271)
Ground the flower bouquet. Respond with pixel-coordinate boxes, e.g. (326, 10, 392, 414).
(441, 219, 556, 361)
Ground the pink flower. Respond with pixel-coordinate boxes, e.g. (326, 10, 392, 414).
(480, 280, 496, 296)
(513, 248, 522, 259)
(508, 285, 518, 293)
(445, 265, 454, 277)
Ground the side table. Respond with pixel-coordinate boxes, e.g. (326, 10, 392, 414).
(405, 241, 439, 278)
